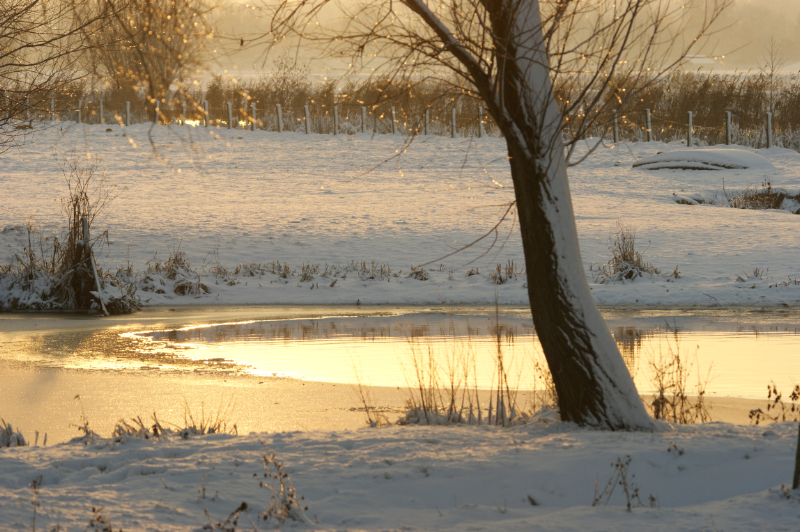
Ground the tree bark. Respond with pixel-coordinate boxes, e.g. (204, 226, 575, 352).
(490, 0, 653, 429)
(507, 142, 652, 429)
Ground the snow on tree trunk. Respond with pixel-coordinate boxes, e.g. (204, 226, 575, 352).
(497, 1, 653, 430)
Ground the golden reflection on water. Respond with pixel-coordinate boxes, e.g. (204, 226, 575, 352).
(126, 315, 800, 399)
(3, 311, 800, 399)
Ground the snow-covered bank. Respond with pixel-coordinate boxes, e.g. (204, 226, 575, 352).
(1, 420, 799, 531)
(2, 123, 800, 309)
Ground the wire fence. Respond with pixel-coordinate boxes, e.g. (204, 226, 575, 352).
(4, 96, 504, 139)
(5, 95, 800, 151)
(598, 109, 800, 151)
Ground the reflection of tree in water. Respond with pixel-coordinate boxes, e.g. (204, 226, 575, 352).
(143, 316, 537, 346)
(611, 327, 658, 377)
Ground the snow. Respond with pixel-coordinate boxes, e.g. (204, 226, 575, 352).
(1, 418, 799, 530)
(2, 123, 800, 309)
(3, 124, 800, 530)
(632, 147, 776, 171)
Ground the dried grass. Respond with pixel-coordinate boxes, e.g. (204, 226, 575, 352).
(0, 153, 139, 313)
(646, 328, 711, 425)
(749, 382, 800, 425)
(594, 222, 662, 283)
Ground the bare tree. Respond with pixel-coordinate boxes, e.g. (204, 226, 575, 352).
(0, 0, 106, 151)
(77, 0, 214, 111)
(264, 0, 729, 430)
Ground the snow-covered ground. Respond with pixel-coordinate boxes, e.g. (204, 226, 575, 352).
(2, 418, 799, 531)
(2, 122, 800, 308)
(3, 124, 800, 531)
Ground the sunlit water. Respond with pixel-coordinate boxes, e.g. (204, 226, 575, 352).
(128, 311, 800, 398)
(4, 308, 796, 399)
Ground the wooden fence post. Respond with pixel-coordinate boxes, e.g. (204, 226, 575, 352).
(304, 105, 310, 134)
(451, 108, 456, 138)
(26, 98, 30, 121)
(766, 112, 772, 148)
(251, 102, 257, 131)
(100, 100, 104, 124)
(154, 100, 159, 125)
(645, 109, 652, 142)
(687, 111, 693, 147)
(126, 101, 131, 127)
(50, 97, 55, 122)
(181, 101, 186, 124)
(478, 106, 484, 138)
(227, 102, 233, 129)
(203, 100, 208, 127)
(391, 106, 397, 134)
(725, 111, 732, 145)
(361, 106, 367, 133)
(78, 99, 82, 124)
(277, 103, 283, 132)
(333, 105, 339, 135)
(613, 110, 619, 144)
(425, 108, 429, 135)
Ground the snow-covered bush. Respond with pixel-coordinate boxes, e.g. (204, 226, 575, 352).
(0, 154, 140, 314)
(594, 222, 662, 284)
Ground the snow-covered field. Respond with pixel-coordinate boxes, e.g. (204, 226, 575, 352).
(2, 122, 800, 308)
(2, 419, 799, 530)
(3, 124, 800, 531)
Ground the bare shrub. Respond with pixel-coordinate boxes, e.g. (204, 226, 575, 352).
(488, 260, 522, 285)
(299, 263, 318, 282)
(592, 455, 650, 512)
(257, 445, 309, 524)
(595, 222, 660, 283)
(724, 180, 795, 210)
(647, 329, 711, 424)
(749, 382, 800, 425)
(146, 248, 209, 296)
(409, 266, 429, 281)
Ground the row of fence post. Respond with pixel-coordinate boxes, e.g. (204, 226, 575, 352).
(22, 98, 780, 147)
(33, 98, 489, 137)
(611, 108, 776, 148)
(192, 101, 487, 137)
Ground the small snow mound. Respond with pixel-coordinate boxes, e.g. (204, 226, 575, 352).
(633, 148, 775, 171)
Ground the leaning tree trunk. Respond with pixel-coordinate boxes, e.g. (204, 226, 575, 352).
(488, 0, 653, 430)
(507, 144, 652, 430)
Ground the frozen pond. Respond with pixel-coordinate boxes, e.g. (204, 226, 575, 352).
(1, 305, 799, 442)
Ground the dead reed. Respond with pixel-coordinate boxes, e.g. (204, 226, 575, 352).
(594, 221, 662, 283)
(0, 153, 139, 313)
(749, 381, 800, 425)
(646, 328, 711, 424)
